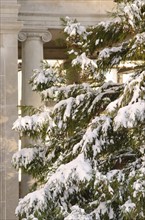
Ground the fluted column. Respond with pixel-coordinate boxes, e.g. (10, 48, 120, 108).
(18, 30, 52, 107)
(0, 1, 22, 220)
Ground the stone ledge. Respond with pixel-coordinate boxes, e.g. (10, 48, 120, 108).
(0, 3, 20, 17)
(18, 0, 116, 28)
(0, 22, 23, 34)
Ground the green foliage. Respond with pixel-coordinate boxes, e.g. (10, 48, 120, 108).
(12, 0, 145, 219)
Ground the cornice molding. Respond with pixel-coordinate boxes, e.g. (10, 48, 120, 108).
(0, 2, 21, 16)
(0, 22, 23, 34)
(0, 3, 23, 34)
(17, 0, 115, 28)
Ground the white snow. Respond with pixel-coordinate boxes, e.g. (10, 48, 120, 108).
(41, 83, 92, 101)
(72, 52, 97, 70)
(30, 66, 60, 91)
(53, 97, 75, 122)
(63, 97, 74, 120)
(73, 116, 112, 157)
(12, 147, 46, 169)
(121, 199, 136, 213)
(15, 189, 47, 219)
(98, 46, 122, 60)
(45, 153, 92, 189)
(133, 179, 145, 197)
(114, 101, 145, 129)
(64, 17, 88, 40)
(64, 205, 92, 220)
(106, 98, 120, 113)
(91, 201, 114, 220)
(12, 111, 51, 133)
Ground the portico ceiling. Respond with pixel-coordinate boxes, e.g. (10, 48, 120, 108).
(18, 28, 67, 59)
(18, 0, 116, 59)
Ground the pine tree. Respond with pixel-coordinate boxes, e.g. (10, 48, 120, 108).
(12, 0, 145, 219)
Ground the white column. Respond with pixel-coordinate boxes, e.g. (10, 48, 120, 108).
(18, 30, 51, 197)
(18, 31, 52, 107)
(0, 1, 22, 220)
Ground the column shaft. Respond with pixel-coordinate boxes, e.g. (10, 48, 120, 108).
(22, 36, 43, 106)
(18, 30, 51, 197)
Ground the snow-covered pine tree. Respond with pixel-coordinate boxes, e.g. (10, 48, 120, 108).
(12, 0, 145, 219)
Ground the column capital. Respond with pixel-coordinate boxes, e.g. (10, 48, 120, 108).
(18, 30, 52, 43)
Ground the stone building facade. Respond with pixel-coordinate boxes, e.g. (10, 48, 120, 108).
(0, 1, 115, 219)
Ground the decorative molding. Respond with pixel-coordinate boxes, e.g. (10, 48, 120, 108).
(17, 0, 115, 29)
(0, 2, 23, 34)
(18, 31, 27, 42)
(0, 22, 23, 34)
(18, 31, 52, 42)
(41, 32, 52, 42)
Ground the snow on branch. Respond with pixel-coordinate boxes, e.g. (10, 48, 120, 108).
(12, 1, 145, 219)
(47, 81, 122, 137)
(114, 101, 145, 129)
(16, 153, 92, 218)
(120, 199, 136, 215)
(41, 83, 94, 101)
(64, 205, 92, 220)
(73, 116, 113, 158)
(12, 110, 52, 137)
(64, 17, 88, 41)
(15, 189, 47, 219)
(45, 153, 92, 189)
(122, 0, 144, 29)
(126, 32, 145, 59)
(12, 147, 46, 171)
(29, 62, 64, 92)
(72, 52, 97, 70)
(107, 70, 145, 112)
(106, 71, 145, 129)
(97, 45, 125, 67)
